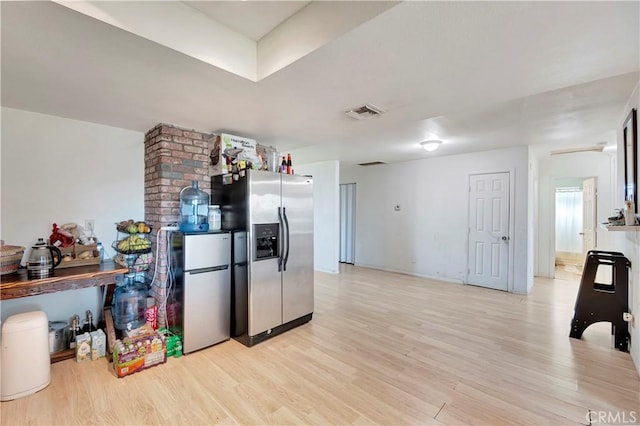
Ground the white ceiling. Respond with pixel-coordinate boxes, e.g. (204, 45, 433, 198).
(1, 1, 638, 166)
(184, 1, 310, 41)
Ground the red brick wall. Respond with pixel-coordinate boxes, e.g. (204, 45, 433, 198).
(144, 123, 212, 327)
(144, 123, 212, 233)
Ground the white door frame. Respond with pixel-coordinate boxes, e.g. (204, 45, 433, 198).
(339, 183, 356, 264)
(548, 175, 597, 279)
(465, 169, 516, 292)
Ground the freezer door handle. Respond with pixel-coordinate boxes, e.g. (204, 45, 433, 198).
(283, 206, 290, 271)
(187, 265, 229, 275)
(278, 207, 284, 272)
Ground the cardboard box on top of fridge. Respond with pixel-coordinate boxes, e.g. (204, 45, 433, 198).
(209, 133, 262, 176)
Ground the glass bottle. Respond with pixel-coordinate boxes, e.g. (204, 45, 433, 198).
(281, 156, 287, 174)
(287, 153, 292, 175)
(96, 242, 104, 262)
(68, 315, 80, 349)
(82, 310, 94, 334)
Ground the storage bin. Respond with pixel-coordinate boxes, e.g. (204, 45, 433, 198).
(1, 311, 51, 401)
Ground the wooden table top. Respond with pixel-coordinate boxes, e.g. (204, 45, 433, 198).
(1, 260, 128, 300)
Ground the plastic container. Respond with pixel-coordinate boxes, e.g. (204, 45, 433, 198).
(112, 281, 148, 332)
(1, 311, 51, 401)
(96, 242, 104, 262)
(179, 180, 209, 232)
(48, 321, 67, 354)
(208, 205, 221, 231)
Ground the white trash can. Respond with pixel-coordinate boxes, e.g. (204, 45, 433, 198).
(1, 311, 51, 401)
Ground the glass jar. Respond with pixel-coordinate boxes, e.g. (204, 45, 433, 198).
(179, 180, 209, 232)
(208, 205, 221, 231)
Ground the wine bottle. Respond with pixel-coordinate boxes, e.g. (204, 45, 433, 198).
(281, 156, 287, 174)
(68, 315, 79, 349)
(82, 310, 94, 334)
(287, 154, 292, 175)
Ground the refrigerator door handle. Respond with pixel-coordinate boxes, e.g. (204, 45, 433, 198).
(187, 265, 229, 274)
(278, 207, 284, 272)
(283, 206, 290, 271)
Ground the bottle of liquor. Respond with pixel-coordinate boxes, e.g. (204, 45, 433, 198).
(286, 154, 292, 175)
(281, 156, 288, 174)
(68, 315, 80, 349)
(82, 310, 94, 334)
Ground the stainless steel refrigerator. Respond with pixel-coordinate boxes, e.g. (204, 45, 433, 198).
(212, 170, 313, 346)
(169, 231, 231, 354)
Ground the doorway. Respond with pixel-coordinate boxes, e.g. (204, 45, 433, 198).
(554, 177, 596, 281)
(339, 183, 356, 264)
(467, 172, 511, 291)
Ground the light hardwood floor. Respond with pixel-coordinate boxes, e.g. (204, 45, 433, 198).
(2, 265, 639, 425)
(554, 264, 584, 282)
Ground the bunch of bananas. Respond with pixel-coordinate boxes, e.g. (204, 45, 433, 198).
(117, 235, 151, 253)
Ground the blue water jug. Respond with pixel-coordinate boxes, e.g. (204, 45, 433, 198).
(179, 180, 209, 232)
(113, 280, 147, 332)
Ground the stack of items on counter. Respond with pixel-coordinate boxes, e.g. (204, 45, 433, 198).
(209, 132, 295, 180)
(48, 222, 103, 268)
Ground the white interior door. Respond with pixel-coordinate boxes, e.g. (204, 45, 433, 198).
(581, 177, 597, 259)
(340, 183, 356, 264)
(467, 172, 510, 291)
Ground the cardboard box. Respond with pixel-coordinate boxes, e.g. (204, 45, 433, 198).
(90, 329, 106, 360)
(113, 327, 167, 378)
(75, 332, 92, 363)
(209, 133, 259, 176)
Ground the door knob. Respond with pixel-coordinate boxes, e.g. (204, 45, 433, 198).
(501, 236, 510, 241)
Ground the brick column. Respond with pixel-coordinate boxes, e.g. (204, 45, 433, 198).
(144, 123, 212, 233)
(143, 123, 213, 327)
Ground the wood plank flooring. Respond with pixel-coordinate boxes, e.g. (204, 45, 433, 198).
(2, 264, 638, 425)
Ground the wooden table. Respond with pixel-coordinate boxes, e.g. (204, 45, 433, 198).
(1, 260, 128, 362)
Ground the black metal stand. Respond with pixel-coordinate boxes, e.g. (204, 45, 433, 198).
(569, 250, 630, 352)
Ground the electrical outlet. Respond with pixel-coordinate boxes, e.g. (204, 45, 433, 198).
(85, 219, 95, 233)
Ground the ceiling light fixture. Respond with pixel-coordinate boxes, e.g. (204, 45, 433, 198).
(420, 140, 442, 152)
(549, 145, 604, 156)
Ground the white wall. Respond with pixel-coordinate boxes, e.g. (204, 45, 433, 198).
(529, 146, 539, 285)
(617, 80, 640, 375)
(1, 107, 144, 323)
(340, 146, 531, 294)
(536, 151, 616, 278)
(295, 160, 340, 274)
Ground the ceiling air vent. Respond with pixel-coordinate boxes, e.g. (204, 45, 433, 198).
(345, 104, 385, 120)
(358, 161, 387, 166)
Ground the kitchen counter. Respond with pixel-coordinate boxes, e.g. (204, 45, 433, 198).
(1, 260, 127, 300)
(1, 261, 128, 363)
